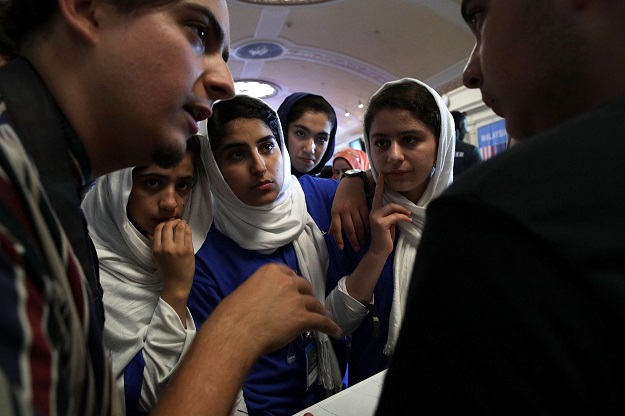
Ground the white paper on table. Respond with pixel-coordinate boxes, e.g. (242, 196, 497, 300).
(292, 369, 387, 416)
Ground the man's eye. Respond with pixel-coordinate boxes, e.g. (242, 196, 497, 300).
(189, 24, 209, 54)
(466, 10, 484, 33)
(194, 25, 207, 39)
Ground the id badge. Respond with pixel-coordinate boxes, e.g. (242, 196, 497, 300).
(304, 337, 318, 390)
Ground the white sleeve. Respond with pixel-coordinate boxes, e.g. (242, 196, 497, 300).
(325, 276, 370, 335)
(231, 390, 248, 415)
(139, 297, 196, 412)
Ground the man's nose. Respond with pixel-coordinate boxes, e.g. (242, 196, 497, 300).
(462, 43, 483, 89)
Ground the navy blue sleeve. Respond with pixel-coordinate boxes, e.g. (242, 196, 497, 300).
(124, 351, 147, 416)
(188, 250, 226, 328)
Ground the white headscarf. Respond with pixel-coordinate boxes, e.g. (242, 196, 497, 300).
(81, 136, 213, 378)
(201, 96, 343, 392)
(365, 78, 455, 356)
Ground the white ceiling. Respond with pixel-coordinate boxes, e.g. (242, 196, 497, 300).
(226, 0, 473, 147)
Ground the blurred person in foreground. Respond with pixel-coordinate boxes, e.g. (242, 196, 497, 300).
(375, 0, 625, 413)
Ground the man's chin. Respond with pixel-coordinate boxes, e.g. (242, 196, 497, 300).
(152, 143, 186, 169)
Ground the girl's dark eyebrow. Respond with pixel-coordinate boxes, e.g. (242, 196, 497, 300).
(370, 132, 388, 139)
(292, 124, 311, 133)
(218, 135, 276, 154)
(370, 129, 426, 138)
(135, 172, 168, 179)
(257, 135, 276, 145)
(135, 172, 194, 181)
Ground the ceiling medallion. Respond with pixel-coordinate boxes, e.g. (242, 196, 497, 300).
(236, 0, 336, 4)
(234, 41, 285, 60)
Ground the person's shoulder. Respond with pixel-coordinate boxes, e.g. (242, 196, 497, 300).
(443, 92, 625, 211)
(298, 174, 339, 198)
(198, 224, 232, 253)
(455, 140, 478, 153)
(299, 174, 338, 188)
(0, 123, 38, 205)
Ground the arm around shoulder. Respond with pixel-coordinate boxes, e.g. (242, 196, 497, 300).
(329, 170, 374, 251)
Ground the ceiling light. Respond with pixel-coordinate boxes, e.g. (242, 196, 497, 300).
(235, 80, 280, 99)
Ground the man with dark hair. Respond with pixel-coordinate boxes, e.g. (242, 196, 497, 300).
(0, 1, 340, 415)
(377, 0, 625, 414)
(450, 110, 481, 177)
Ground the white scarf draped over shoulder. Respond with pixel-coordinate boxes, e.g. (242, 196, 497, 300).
(202, 98, 343, 393)
(81, 137, 213, 381)
(365, 78, 456, 356)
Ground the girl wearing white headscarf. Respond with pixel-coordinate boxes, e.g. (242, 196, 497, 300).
(188, 95, 345, 416)
(326, 78, 455, 385)
(81, 136, 219, 414)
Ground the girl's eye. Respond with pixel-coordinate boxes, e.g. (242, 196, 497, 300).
(260, 143, 274, 153)
(229, 151, 244, 160)
(374, 139, 388, 148)
(177, 181, 194, 192)
(403, 136, 418, 145)
(146, 178, 162, 189)
(316, 136, 329, 143)
(295, 130, 306, 138)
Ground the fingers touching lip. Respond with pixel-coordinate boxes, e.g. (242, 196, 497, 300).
(153, 215, 182, 223)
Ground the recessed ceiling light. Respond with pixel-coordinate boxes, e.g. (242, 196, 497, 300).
(235, 80, 280, 99)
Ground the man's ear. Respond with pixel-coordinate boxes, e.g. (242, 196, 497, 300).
(57, 0, 101, 44)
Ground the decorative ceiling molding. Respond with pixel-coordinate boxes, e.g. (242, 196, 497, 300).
(285, 47, 395, 84)
(405, 0, 469, 31)
(424, 58, 468, 93)
(232, 38, 396, 85)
